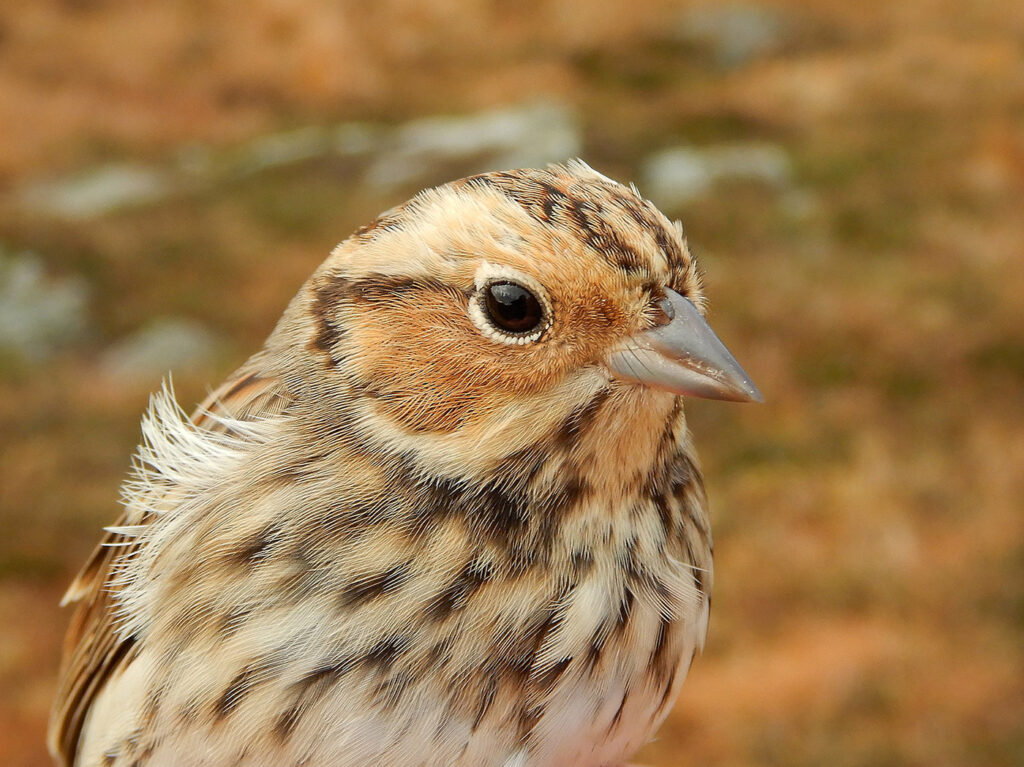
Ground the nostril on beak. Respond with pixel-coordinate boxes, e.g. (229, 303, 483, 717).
(658, 296, 676, 321)
(651, 295, 676, 327)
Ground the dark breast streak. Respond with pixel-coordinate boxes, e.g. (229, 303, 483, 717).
(172, 391, 709, 759)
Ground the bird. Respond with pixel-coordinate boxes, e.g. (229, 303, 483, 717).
(49, 161, 762, 767)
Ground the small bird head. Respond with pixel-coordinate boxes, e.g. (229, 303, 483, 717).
(270, 162, 760, 477)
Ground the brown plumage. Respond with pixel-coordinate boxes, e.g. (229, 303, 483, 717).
(50, 162, 760, 767)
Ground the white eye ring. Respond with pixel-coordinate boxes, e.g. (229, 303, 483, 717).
(468, 262, 553, 346)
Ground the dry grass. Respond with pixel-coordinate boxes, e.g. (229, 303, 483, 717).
(1, 1, 1022, 765)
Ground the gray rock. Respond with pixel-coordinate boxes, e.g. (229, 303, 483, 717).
(19, 164, 173, 220)
(203, 123, 384, 179)
(14, 106, 578, 221)
(640, 143, 793, 209)
(640, 149, 716, 208)
(232, 127, 336, 176)
(673, 3, 793, 68)
(365, 102, 581, 191)
(332, 123, 382, 157)
(16, 123, 384, 222)
(0, 249, 89, 361)
(702, 143, 793, 185)
(101, 317, 221, 382)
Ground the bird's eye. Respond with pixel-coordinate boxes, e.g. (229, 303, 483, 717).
(484, 281, 543, 334)
(469, 267, 552, 345)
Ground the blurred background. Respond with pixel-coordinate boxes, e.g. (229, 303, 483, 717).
(1, 1, 1022, 765)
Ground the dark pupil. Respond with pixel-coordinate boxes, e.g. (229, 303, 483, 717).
(485, 282, 542, 333)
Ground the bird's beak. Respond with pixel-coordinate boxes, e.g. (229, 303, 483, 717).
(605, 288, 764, 403)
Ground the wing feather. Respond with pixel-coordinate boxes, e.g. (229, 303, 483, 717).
(48, 363, 291, 765)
